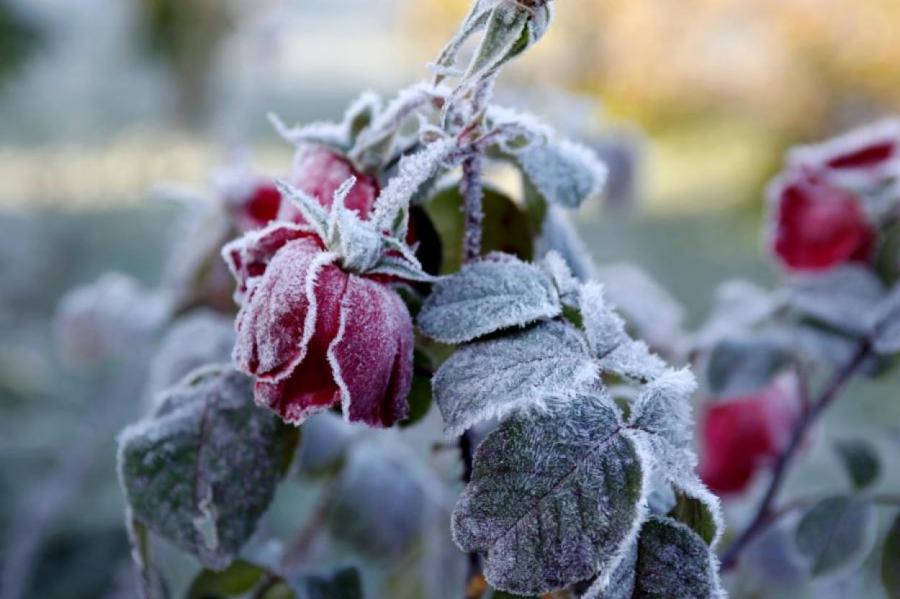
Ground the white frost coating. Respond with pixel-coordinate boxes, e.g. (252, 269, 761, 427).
(268, 112, 348, 151)
(580, 282, 627, 357)
(630, 368, 697, 449)
(433, 321, 597, 436)
(350, 82, 439, 162)
(540, 250, 581, 306)
(371, 138, 457, 233)
(418, 256, 562, 344)
(275, 179, 329, 240)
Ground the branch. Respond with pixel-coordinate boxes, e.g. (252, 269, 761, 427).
(719, 339, 873, 571)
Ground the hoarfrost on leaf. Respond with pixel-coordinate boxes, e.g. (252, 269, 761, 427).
(787, 265, 885, 337)
(630, 516, 721, 598)
(118, 366, 287, 570)
(418, 255, 561, 343)
(515, 135, 607, 209)
(452, 392, 646, 595)
(433, 320, 596, 435)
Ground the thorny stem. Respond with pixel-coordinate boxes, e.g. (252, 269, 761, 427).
(719, 339, 873, 571)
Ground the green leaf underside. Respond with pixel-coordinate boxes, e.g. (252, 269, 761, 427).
(631, 517, 717, 598)
(452, 394, 644, 595)
(794, 495, 878, 579)
(118, 367, 286, 570)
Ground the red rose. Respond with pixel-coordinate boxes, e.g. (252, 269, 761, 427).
(219, 176, 283, 232)
(277, 144, 379, 225)
(699, 376, 802, 495)
(223, 223, 413, 427)
(770, 172, 876, 271)
(789, 119, 900, 174)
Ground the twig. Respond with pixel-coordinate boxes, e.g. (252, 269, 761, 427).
(719, 340, 873, 571)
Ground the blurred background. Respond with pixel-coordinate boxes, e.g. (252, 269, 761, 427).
(2, 0, 900, 597)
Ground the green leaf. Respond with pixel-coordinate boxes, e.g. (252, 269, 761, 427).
(118, 366, 287, 569)
(706, 334, 793, 397)
(883, 511, 900, 599)
(834, 439, 881, 490)
(787, 266, 885, 337)
(186, 560, 265, 598)
(424, 185, 533, 274)
(418, 255, 562, 344)
(288, 567, 364, 599)
(514, 137, 606, 209)
(452, 392, 645, 595)
(433, 320, 596, 436)
(794, 495, 878, 579)
(631, 517, 720, 598)
(667, 492, 718, 546)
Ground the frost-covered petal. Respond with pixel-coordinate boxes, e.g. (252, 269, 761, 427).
(233, 237, 340, 382)
(277, 144, 379, 224)
(222, 223, 317, 298)
(328, 276, 413, 427)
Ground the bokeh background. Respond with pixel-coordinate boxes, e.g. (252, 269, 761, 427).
(2, 0, 900, 597)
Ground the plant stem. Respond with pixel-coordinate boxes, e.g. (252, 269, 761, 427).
(460, 152, 485, 263)
(719, 339, 873, 571)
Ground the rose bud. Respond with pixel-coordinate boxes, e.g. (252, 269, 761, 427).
(769, 172, 876, 271)
(218, 173, 283, 232)
(223, 177, 433, 428)
(699, 375, 803, 495)
(277, 144, 379, 225)
(788, 119, 900, 175)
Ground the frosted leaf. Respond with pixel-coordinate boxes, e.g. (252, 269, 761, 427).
(55, 272, 171, 366)
(418, 256, 561, 343)
(295, 412, 359, 477)
(367, 254, 438, 283)
(275, 180, 330, 242)
(794, 495, 878, 579)
(595, 264, 686, 353)
(462, 3, 530, 86)
(431, 0, 499, 82)
(873, 286, 900, 355)
(692, 280, 780, 350)
(706, 333, 793, 397)
(630, 517, 721, 598)
(268, 113, 349, 153)
(516, 136, 607, 209)
(601, 341, 668, 383)
(579, 282, 627, 357)
(587, 541, 638, 599)
(118, 366, 287, 569)
(371, 138, 457, 236)
(433, 320, 597, 435)
(350, 82, 441, 170)
(787, 265, 885, 337)
(328, 443, 428, 558)
(145, 310, 235, 401)
(452, 392, 645, 595)
(541, 250, 582, 306)
(630, 368, 696, 451)
(536, 206, 598, 281)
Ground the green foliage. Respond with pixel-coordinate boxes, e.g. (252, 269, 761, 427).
(794, 495, 878, 579)
(834, 438, 881, 490)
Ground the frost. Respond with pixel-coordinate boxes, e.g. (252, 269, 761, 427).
(579, 282, 627, 357)
(145, 310, 235, 402)
(630, 368, 697, 450)
(516, 136, 607, 209)
(268, 90, 383, 152)
(118, 366, 288, 569)
(452, 392, 645, 595)
(540, 250, 582, 306)
(433, 320, 597, 436)
(630, 517, 722, 598)
(787, 265, 885, 337)
(418, 256, 561, 343)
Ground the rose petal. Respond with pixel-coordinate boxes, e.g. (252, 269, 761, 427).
(328, 276, 413, 427)
(789, 119, 900, 173)
(277, 144, 379, 224)
(222, 223, 318, 297)
(771, 174, 876, 271)
(233, 237, 340, 382)
(238, 182, 282, 230)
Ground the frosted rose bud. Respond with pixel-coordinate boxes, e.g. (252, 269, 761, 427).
(224, 224, 412, 427)
(277, 144, 379, 225)
(699, 375, 803, 495)
(789, 119, 900, 174)
(770, 172, 876, 271)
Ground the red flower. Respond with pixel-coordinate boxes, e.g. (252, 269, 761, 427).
(223, 224, 413, 427)
(277, 144, 379, 225)
(699, 376, 803, 495)
(770, 172, 876, 271)
(220, 177, 283, 232)
(789, 119, 900, 175)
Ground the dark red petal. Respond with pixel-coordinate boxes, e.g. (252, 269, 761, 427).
(233, 237, 340, 381)
(771, 175, 876, 271)
(254, 348, 341, 424)
(826, 140, 896, 170)
(277, 144, 379, 224)
(328, 276, 413, 427)
(238, 182, 282, 230)
(223, 224, 319, 296)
